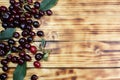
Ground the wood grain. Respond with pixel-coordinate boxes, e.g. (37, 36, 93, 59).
(1, 41, 120, 67)
(2, 68, 120, 80)
(0, 0, 120, 80)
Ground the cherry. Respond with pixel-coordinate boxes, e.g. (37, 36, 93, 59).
(20, 23, 27, 30)
(33, 21, 40, 28)
(19, 52, 26, 57)
(25, 54, 31, 61)
(13, 20, 20, 26)
(30, 46, 37, 54)
(11, 56, 18, 63)
(13, 32, 20, 38)
(2, 22, 8, 29)
(0, 43, 5, 48)
(2, 65, 9, 72)
(34, 2, 40, 9)
(18, 58, 25, 65)
(19, 38, 27, 44)
(33, 61, 41, 68)
(18, 45, 24, 51)
(9, 5, 14, 11)
(0, 6, 7, 12)
(9, 23, 15, 28)
(27, 0, 33, 4)
(26, 19, 33, 25)
(24, 43, 31, 49)
(29, 31, 36, 37)
(37, 31, 44, 37)
(34, 14, 41, 19)
(5, 45, 10, 52)
(31, 8, 37, 14)
(39, 10, 45, 16)
(6, 54, 12, 61)
(11, 9, 17, 14)
(11, 46, 18, 52)
(27, 37, 33, 43)
(25, 12, 32, 18)
(46, 10, 53, 16)
(22, 30, 29, 37)
(26, 25, 33, 31)
(19, 0, 24, 3)
(31, 74, 38, 80)
(35, 53, 43, 61)
(8, 39, 15, 45)
(14, 2, 22, 9)
(8, 16, 14, 22)
(24, 5, 31, 12)
(1, 59, 8, 65)
(0, 73, 7, 80)
(0, 50, 6, 56)
(2, 12, 10, 21)
(14, 14, 20, 20)
(10, 0, 16, 5)
(20, 17, 26, 22)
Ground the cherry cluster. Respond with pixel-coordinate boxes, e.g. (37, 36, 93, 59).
(0, 0, 52, 80)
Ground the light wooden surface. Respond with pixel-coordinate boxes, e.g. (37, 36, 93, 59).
(1, 0, 120, 80)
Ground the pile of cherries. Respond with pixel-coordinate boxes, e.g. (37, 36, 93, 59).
(0, 0, 52, 80)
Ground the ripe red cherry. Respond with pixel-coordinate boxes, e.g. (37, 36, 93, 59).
(30, 46, 37, 54)
(33, 61, 41, 68)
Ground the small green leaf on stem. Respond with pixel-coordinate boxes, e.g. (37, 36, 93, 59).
(0, 28, 15, 40)
(42, 50, 51, 61)
(5, 51, 11, 57)
(41, 38, 46, 48)
(13, 62, 27, 80)
(40, 0, 58, 11)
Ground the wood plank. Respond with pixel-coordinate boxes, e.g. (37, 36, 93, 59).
(54, 11, 120, 16)
(1, 0, 120, 41)
(40, 29, 120, 41)
(43, 16, 120, 25)
(1, 0, 120, 80)
(56, 0, 120, 3)
(9, 25, 120, 41)
(2, 0, 120, 13)
(1, 0, 120, 4)
(1, 41, 120, 67)
(1, 68, 120, 80)
(0, 0, 120, 67)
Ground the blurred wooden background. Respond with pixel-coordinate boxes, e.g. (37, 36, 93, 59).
(1, 0, 120, 80)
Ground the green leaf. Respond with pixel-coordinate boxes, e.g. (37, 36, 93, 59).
(41, 38, 46, 48)
(40, 0, 58, 11)
(5, 51, 11, 57)
(0, 28, 15, 40)
(13, 62, 27, 80)
(42, 50, 51, 61)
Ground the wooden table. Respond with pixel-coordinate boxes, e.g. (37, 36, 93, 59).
(1, 0, 120, 80)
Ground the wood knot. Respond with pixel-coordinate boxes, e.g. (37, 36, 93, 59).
(94, 46, 103, 55)
(95, 49, 103, 55)
(47, 31, 58, 40)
